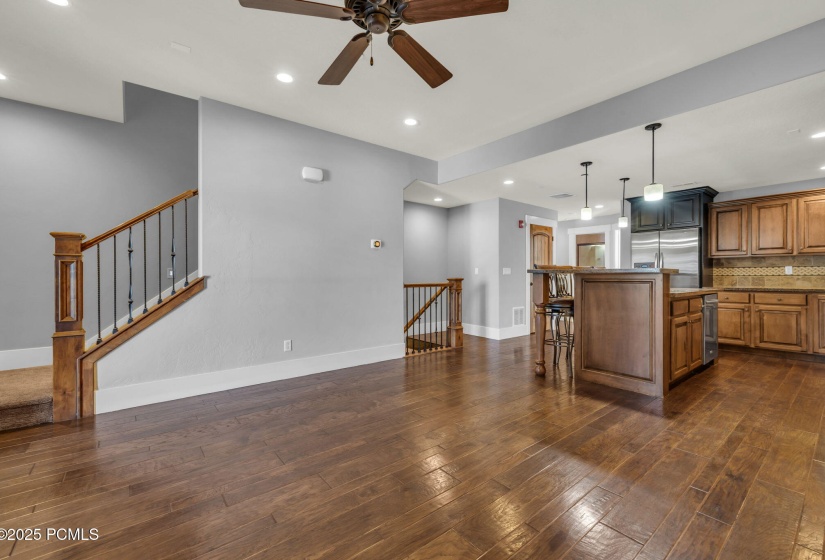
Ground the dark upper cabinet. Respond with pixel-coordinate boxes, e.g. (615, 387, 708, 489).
(629, 187, 718, 233)
(667, 194, 702, 229)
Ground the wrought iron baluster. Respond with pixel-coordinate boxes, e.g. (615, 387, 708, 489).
(143, 219, 148, 314)
(127, 227, 134, 324)
(184, 198, 190, 287)
(112, 235, 118, 335)
(96, 245, 102, 344)
(157, 210, 163, 305)
(170, 205, 177, 296)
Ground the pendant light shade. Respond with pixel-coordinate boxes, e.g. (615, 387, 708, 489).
(580, 161, 592, 221)
(618, 177, 629, 228)
(644, 123, 664, 201)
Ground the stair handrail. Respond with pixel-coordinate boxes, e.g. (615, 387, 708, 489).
(51, 189, 201, 421)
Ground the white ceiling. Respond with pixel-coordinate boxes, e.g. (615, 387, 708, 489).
(404, 70, 825, 220)
(2, 0, 825, 160)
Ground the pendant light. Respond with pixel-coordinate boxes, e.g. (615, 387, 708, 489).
(644, 123, 664, 201)
(618, 177, 629, 228)
(580, 161, 593, 220)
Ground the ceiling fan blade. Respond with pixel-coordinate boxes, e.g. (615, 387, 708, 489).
(399, 0, 508, 24)
(389, 31, 452, 88)
(239, 0, 354, 21)
(319, 33, 370, 85)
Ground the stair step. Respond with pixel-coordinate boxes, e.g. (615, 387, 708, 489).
(0, 366, 53, 432)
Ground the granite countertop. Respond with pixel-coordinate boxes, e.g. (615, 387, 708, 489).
(528, 268, 679, 274)
(669, 288, 719, 300)
(716, 287, 825, 293)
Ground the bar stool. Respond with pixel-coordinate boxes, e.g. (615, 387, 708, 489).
(536, 266, 575, 370)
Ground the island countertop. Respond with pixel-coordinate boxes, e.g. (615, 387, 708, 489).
(669, 288, 719, 300)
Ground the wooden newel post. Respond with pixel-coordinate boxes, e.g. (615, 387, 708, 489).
(447, 278, 463, 348)
(51, 232, 86, 422)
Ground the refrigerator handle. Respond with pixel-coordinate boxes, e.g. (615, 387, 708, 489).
(660, 252, 664, 268)
(654, 252, 659, 268)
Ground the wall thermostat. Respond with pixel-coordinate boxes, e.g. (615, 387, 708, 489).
(301, 167, 324, 183)
(371, 239, 383, 249)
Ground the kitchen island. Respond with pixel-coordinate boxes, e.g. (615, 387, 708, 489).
(530, 268, 717, 397)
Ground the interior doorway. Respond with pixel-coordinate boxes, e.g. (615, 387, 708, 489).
(575, 233, 606, 267)
(529, 224, 554, 334)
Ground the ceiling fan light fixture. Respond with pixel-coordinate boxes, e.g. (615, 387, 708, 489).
(276, 73, 294, 83)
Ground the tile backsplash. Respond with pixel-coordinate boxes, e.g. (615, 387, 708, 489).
(713, 256, 825, 289)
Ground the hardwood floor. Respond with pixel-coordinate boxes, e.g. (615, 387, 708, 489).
(0, 335, 823, 559)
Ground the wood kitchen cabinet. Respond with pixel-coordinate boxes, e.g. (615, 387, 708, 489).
(751, 199, 795, 255)
(628, 187, 717, 233)
(633, 203, 665, 232)
(670, 297, 704, 382)
(667, 194, 703, 229)
(752, 304, 807, 352)
(709, 204, 749, 257)
(811, 295, 825, 355)
(797, 194, 825, 253)
(718, 299, 751, 346)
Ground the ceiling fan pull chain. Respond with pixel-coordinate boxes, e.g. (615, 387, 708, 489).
(370, 36, 374, 66)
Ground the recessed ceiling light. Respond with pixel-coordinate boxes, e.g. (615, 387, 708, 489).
(813, 132, 825, 139)
(47, 0, 70, 5)
(404, 118, 419, 126)
(0, 72, 6, 81)
(595, 204, 604, 209)
(821, 166, 825, 170)
(434, 197, 443, 202)
(503, 180, 514, 185)
(276, 73, 294, 83)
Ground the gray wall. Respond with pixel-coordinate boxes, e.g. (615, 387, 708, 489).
(97, 98, 436, 395)
(498, 199, 557, 329)
(403, 201, 448, 283)
(0, 83, 198, 353)
(446, 198, 500, 329)
(715, 178, 825, 202)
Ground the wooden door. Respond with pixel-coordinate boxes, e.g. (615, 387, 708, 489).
(530, 225, 553, 333)
(688, 311, 704, 371)
(671, 314, 690, 381)
(530, 225, 554, 268)
(718, 304, 750, 346)
(751, 199, 795, 255)
(709, 204, 749, 257)
(752, 305, 807, 352)
(798, 195, 825, 254)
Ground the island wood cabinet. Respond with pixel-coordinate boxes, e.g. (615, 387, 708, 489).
(710, 188, 825, 257)
(709, 204, 749, 257)
(670, 297, 704, 382)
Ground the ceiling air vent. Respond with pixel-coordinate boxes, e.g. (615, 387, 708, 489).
(549, 193, 574, 199)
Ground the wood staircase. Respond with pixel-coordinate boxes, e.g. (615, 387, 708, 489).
(50, 190, 205, 422)
(404, 278, 463, 356)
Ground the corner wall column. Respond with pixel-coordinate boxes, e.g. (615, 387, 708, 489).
(50, 232, 86, 422)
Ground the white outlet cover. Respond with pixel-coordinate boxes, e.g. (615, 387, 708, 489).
(474, 268, 479, 275)
(785, 265, 793, 275)
(283, 340, 292, 351)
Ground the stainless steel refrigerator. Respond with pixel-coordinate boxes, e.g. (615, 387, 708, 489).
(631, 228, 701, 288)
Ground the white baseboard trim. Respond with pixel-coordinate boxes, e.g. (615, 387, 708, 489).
(95, 342, 406, 414)
(463, 323, 530, 341)
(0, 346, 52, 370)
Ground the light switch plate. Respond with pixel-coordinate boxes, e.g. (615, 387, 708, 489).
(284, 340, 292, 352)
(474, 268, 479, 275)
(785, 266, 793, 275)
(503, 268, 511, 275)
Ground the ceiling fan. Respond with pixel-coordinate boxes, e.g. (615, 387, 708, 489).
(239, 0, 509, 88)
